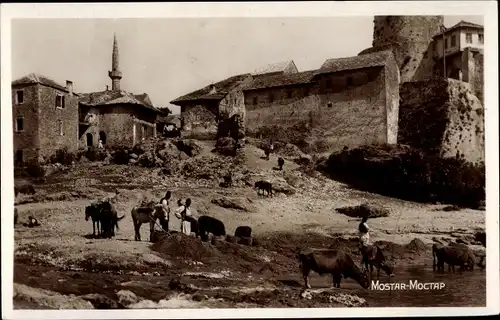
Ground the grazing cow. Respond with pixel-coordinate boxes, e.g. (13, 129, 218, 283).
(14, 184, 36, 196)
(434, 245, 476, 272)
(360, 245, 395, 280)
(14, 208, 19, 225)
(198, 215, 226, 242)
(254, 180, 273, 197)
(184, 215, 199, 237)
(85, 202, 103, 237)
(131, 201, 164, 242)
(298, 249, 370, 289)
(278, 157, 285, 170)
(235, 226, 252, 238)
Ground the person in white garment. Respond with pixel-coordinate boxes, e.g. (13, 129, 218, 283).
(175, 198, 192, 235)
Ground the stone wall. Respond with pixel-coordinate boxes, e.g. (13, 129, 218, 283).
(12, 84, 40, 164)
(245, 66, 397, 153)
(181, 103, 218, 140)
(399, 78, 484, 164)
(462, 48, 484, 103)
(384, 53, 400, 144)
(38, 85, 79, 162)
(364, 16, 443, 82)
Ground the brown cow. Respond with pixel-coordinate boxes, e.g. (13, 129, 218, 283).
(299, 249, 370, 289)
(360, 245, 395, 280)
(434, 244, 476, 273)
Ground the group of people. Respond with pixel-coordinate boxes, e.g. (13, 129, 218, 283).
(155, 191, 193, 236)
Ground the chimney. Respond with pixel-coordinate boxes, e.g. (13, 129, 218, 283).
(209, 84, 217, 94)
(66, 80, 73, 95)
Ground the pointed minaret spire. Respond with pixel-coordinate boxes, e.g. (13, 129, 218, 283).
(108, 33, 122, 91)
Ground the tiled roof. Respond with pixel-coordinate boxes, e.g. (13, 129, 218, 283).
(252, 60, 297, 75)
(12, 73, 69, 92)
(244, 70, 316, 91)
(170, 74, 251, 105)
(315, 50, 393, 76)
(134, 93, 153, 106)
(433, 20, 484, 38)
(79, 90, 161, 113)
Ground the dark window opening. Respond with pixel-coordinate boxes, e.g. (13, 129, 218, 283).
(451, 35, 456, 47)
(478, 34, 484, 44)
(99, 131, 107, 144)
(16, 91, 24, 104)
(253, 97, 258, 105)
(86, 133, 93, 147)
(445, 38, 449, 49)
(368, 71, 377, 82)
(56, 94, 65, 108)
(287, 90, 293, 99)
(346, 77, 353, 87)
(327, 102, 333, 108)
(466, 33, 472, 44)
(304, 87, 310, 96)
(268, 92, 274, 103)
(15, 149, 24, 165)
(325, 79, 332, 89)
(16, 118, 24, 132)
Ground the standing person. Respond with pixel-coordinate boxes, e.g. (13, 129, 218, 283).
(157, 191, 171, 232)
(98, 139, 104, 149)
(175, 198, 192, 236)
(358, 216, 370, 249)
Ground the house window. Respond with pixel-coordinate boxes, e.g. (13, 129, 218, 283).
(346, 77, 354, 87)
(268, 92, 274, 103)
(445, 38, 449, 49)
(252, 96, 258, 105)
(59, 120, 64, 136)
(327, 102, 333, 108)
(451, 35, 456, 47)
(15, 149, 24, 165)
(287, 89, 293, 99)
(15, 118, 24, 132)
(304, 87, 310, 96)
(56, 94, 65, 109)
(466, 33, 472, 44)
(478, 34, 484, 44)
(16, 91, 24, 104)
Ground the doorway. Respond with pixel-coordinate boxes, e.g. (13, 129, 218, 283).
(86, 133, 93, 147)
(99, 131, 107, 145)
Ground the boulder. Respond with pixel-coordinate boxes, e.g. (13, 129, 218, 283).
(13, 283, 94, 309)
(211, 197, 254, 212)
(116, 290, 138, 307)
(80, 293, 122, 309)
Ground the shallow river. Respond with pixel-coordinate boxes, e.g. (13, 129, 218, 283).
(362, 264, 486, 307)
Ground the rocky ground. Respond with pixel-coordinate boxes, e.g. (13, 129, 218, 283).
(12, 139, 486, 309)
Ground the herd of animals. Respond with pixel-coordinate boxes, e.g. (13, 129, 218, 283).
(14, 153, 485, 291)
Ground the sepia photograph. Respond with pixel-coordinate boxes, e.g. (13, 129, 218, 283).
(1, 2, 498, 319)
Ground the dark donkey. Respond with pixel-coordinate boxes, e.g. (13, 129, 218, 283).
(360, 245, 395, 280)
(85, 201, 104, 237)
(299, 248, 370, 289)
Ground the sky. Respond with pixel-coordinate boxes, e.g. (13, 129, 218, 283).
(11, 16, 484, 115)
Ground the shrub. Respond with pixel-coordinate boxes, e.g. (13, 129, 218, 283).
(318, 144, 485, 208)
(50, 147, 76, 165)
(25, 162, 45, 178)
(111, 146, 130, 165)
(85, 147, 107, 162)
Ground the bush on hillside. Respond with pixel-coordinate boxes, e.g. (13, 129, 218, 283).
(111, 146, 131, 165)
(50, 147, 76, 165)
(84, 147, 107, 162)
(25, 162, 45, 178)
(319, 144, 485, 208)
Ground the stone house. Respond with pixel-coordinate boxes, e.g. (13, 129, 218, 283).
(170, 74, 254, 139)
(244, 50, 400, 152)
(78, 90, 162, 148)
(11, 73, 79, 165)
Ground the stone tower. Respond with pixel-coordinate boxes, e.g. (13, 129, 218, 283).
(108, 33, 122, 91)
(360, 16, 444, 83)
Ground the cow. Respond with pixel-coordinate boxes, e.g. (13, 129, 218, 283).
(298, 249, 370, 289)
(432, 243, 445, 271)
(278, 157, 285, 171)
(254, 180, 273, 197)
(360, 245, 395, 280)
(235, 226, 252, 238)
(198, 215, 226, 242)
(99, 201, 125, 238)
(14, 183, 36, 196)
(131, 201, 164, 242)
(434, 245, 476, 273)
(184, 215, 199, 237)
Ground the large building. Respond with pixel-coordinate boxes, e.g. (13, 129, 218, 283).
(12, 34, 164, 166)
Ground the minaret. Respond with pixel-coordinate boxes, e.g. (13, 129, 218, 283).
(108, 33, 122, 91)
